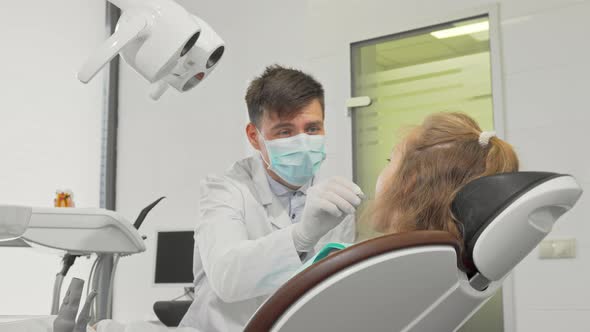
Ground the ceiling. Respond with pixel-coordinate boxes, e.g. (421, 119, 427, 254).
(360, 17, 490, 71)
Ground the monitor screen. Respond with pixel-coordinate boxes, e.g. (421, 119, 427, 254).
(154, 231, 194, 285)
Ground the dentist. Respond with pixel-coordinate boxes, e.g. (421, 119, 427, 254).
(179, 65, 364, 331)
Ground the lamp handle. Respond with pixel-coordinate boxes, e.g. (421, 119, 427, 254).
(77, 14, 146, 83)
(149, 81, 169, 100)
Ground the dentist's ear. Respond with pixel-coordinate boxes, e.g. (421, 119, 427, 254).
(246, 123, 262, 151)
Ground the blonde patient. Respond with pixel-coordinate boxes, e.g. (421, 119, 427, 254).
(299, 112, 519, 268)
(372, 112, 519, 240)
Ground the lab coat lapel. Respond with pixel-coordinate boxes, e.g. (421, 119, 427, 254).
(248, 155, 274, 205)
(249, 155, 292, 229)
(267, 195, 293, 229)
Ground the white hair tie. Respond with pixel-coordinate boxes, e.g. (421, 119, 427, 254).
(478, 131, 496, 147)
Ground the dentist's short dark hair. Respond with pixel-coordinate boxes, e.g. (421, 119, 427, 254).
(246, 65, 325, 127)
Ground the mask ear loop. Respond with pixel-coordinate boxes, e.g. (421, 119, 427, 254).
(256, 128, 272, 169)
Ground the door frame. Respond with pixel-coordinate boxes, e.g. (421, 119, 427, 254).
(347, 4, 515, 332)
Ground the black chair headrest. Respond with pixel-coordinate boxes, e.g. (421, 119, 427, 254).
(451, 172, 564, 273)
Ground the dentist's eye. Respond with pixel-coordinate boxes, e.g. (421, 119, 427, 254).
(278, 130, 292, 137)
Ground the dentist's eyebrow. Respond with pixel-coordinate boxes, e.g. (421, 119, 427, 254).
(305, 121, 324, 128)
(271, 123, 295, 130)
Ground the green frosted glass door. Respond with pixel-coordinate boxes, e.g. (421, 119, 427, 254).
(350, 15, 503, 332)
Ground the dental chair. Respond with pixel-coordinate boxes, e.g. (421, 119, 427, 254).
(244, 172, 583, 332)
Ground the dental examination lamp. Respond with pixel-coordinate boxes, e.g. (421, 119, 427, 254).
(78, 0, 225, 100)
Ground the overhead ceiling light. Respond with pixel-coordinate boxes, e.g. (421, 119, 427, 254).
(430, 21, 489, 39)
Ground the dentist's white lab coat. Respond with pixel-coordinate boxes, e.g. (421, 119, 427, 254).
(179, 155, 355, 332)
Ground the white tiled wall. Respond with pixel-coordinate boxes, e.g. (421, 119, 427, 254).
(304, 0, 590, 331)
(0, 0, 106, 316)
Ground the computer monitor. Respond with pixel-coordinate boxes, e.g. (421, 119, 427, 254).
(154, 230, 195, 287)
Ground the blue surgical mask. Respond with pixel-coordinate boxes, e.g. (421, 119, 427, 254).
(258, 131, 326, 186)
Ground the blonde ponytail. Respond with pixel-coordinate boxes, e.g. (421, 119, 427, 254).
(483, 136, 519, 176)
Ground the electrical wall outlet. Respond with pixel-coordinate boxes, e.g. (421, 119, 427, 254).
(538, 239, 576, 259)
